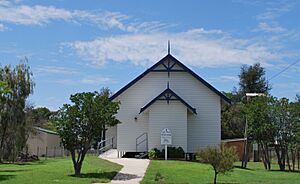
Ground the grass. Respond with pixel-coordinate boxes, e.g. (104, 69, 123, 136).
(0, 155, 122, 184)
(141, 160, 300, 184)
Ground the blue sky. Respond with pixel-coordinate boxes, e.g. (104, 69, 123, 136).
(0, 0, 299, 110)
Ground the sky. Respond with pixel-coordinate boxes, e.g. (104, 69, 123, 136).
(0, 0, 299, 110)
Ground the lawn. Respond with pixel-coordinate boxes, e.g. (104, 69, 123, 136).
(141, 160, 300, 184)
(0, 155, 122, 184)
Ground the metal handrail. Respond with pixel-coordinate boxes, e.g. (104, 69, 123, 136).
(136, 132, 147, 141)
(136, 133, 148, 152)
(98, 137, 114, 154)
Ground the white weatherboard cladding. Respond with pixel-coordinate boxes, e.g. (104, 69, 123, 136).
(148, 101, 187, 152)
(113, 62, 221, 153)
(169, 72, 221, 152)
(116, 72, 168, 152)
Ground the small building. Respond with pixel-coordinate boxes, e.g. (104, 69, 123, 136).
(222, 138, 246, 161)
(107, 51, 230, 155)
(26, 127, 63, 157)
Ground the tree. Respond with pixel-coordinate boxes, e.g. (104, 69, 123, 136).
(246, 96, 275, 170)
(222, 63, 271, 139)
(56, 91, 120, 175)
(272, 98, 300, 171)
(221, 92, 245, 139)
(239, 63, 271, 99)
(197, 144, 238, 184)
(0, 60, 34, 162)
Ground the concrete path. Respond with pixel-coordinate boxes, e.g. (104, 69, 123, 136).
(97, 149, 150, 184)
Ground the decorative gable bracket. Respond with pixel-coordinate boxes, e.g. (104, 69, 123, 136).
(139, 88, 197, 114)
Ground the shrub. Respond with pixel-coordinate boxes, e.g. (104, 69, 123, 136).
(162, 146, 185, 158)
(149, 148, 161, 160)
(197, 144, 238, 184)
(150, 146, 185, 159)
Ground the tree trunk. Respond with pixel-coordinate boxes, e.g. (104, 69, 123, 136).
(214, 171, 218, 184)
(297, 148, 300, 170)
(275, 145, 286, 171)
(286, 147, 291, 171)
(291, 149, 295, 171)
(260, 143, 268, 170)
(0, 121, 8, 162)
(70, 149, 88, 176)
(74, 162, 82, 176)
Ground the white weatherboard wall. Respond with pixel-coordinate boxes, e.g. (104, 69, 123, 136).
(169, 72, 221, 152)
(115, 72, 168, 152)
(148, 101, 187, 152)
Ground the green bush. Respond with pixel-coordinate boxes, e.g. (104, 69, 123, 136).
(149, 148, 161, 159)
(162, 146, 185, 158)
(150, 146, 185, 159)
(197, 144, 238, 184)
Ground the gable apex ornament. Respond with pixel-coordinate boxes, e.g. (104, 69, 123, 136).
(168, 40, 170, 54)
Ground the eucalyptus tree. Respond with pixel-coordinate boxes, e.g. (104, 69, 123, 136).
(56, 91, 120, 175)
(0, 60, 34, 162)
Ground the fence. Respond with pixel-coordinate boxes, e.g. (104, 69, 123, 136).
(27, 146, 66, 158)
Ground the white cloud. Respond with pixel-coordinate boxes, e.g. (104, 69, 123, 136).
(256, 3, 294, 20)
(256, 22, 286, 33)
(56, 76, 114, 86)
(66, 28, 280, 68)
(0, 2, 167, 32)
(219, 75, 239, 82)
(35, 66, 79, 75)
(0, 23, 6, 31)
(208, 75, 239, 83)
(80, 76, 113, 85)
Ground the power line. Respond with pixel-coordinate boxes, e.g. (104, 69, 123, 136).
(268, 59, 300, 81)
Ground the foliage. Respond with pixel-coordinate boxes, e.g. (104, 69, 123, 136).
(162, 146, 185, 158)
(0, 156, 122, 184)
(148, 148, 161, 160)
(141, 160, 300, 184)
(221, 92, 245, 139)
(238, 63, 271, 99)
(246, 96, 275, 170)
(56, 90, 120, 175)
(221, 63, 271, 139)
(0, 81, 12, 102)
(272, 98, 300, 171)
(246, 96, 300, 171)
(296, 94, 300, 102)
(149, 147, 185, 159)
(197, 144, 238, 184)
(0, 60, 34, 162)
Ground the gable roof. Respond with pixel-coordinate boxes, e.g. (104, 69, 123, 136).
(140, 87, 197, 114)
(110, 54, 231, 104)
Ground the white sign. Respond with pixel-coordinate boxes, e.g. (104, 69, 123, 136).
(161, 128, 172, 145)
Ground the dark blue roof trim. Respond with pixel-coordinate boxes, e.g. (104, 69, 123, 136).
(109, 54, 231, 104)
(139, 88, 197, 114)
